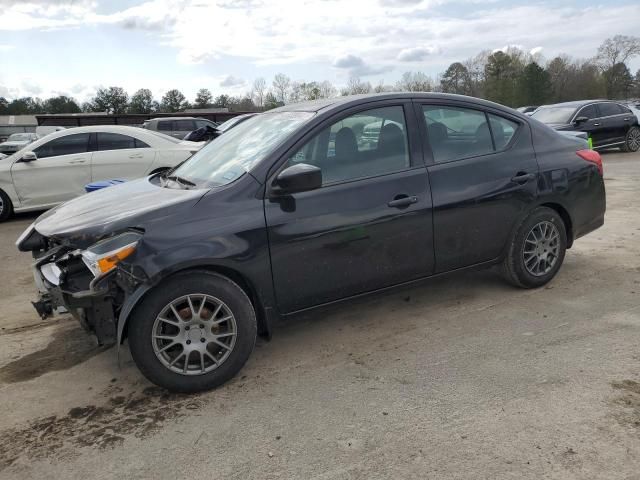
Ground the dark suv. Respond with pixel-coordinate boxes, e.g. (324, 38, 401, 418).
(531, 100, 640, 152)
(18, 93, 606, 393)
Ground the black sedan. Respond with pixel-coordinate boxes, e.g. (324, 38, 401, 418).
(17, 93, 606, 392)
(531, 100, 640, 152)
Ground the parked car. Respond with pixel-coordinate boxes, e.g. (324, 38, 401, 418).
(17, 93, 606, 393)
(516, 106, 538, 115)
(0, 125, 202, 221)
(531, 100, 640, 152)
(142, 117, 219, 139)
(0, 132, 39, 154)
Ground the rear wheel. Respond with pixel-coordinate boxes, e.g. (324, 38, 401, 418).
(502, 207, 567, 288)
(128, 271, 257, 393)
(622, 126, 640, 153)
(0, 189, 14, 222)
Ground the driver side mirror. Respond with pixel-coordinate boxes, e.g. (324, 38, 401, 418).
(21, 151, 37, 162)
(574, 116, 588, 125)
(272, 163, 322, 195)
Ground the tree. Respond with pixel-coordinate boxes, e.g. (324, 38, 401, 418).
(633, 69, 640, 98)
(319, 81, 337, 98)
(272, 73, 291, 104)
(341, 77, 372, 95)
(161, 89, 188, 112)
(396, 72, 433, 92)
(91, 86, 129, 114)
(128, 88, 155, 113)
(6, 97, 44, 114)
(440, 62, 472, 95)
(0, 97, 8, 114)
(517, 62, 551, 106)
(42, 95, 81, 114)
(251, 78, 267, 108)
(263, 92, 282, 110)
(596, 35, 640, 70)
(484, 51, 519, 106)
(194, 88, 213, 109)
(547, 55, 572, 102)
(212, 94, 231, 108)
(228, 96, 255, 111)
(604, 62, 634, 99)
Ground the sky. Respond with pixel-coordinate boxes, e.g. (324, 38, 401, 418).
(0, 0, 639, 103)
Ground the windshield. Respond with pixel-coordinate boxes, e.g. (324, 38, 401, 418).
(7, 133, 34, 141)
(531, 106, 576, 124)
(173, 111, 313, 187)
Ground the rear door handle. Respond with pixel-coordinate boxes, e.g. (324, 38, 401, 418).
(388, 195, 418, 208)
(593, 123, 601, 127)
(129, 153, 144, 159)
(511, 173, 536, 184)
(68, 158, 86, 164)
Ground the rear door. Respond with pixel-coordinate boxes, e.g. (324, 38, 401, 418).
(598, 102, 628, 146)
(265, 102, 434, 313)
(417, 101, 538, 272)
(91, 132, 156, 181)
(11, 133, 92, 207)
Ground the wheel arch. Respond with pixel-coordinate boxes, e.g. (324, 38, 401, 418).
(539, 202, 574, 248)
(117, 265, 272, 351)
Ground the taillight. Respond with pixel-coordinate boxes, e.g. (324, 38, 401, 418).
(576, 149, 603, 175)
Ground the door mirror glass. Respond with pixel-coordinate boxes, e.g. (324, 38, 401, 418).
(574, 116, 588, 125)
(21, 151, 37, 162)
(274, 163, 322, 194)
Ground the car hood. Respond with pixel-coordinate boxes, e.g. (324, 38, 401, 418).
(34, 177, 207, 241)
(0, 140, 30, 147)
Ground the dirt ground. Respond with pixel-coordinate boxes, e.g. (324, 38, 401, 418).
(1, 151, 640, 479)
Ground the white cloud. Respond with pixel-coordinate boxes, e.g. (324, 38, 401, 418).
(219, 75, 246, 88)
(397, 46, 440, 62)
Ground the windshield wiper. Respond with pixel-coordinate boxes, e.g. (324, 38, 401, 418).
(165, 175, 196, 188)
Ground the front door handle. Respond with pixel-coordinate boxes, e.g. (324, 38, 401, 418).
(129, 153, 144, 159)
(511, 172, 536, 184)
(388, 195, 418, 208)
(68, 158, 86, 164)
(593, 123, 601, 127)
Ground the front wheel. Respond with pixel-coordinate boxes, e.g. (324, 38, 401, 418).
(128, 272, 257, 393)
(0, 189, 14, 222)
(622, 126, 640, 153)
(502, 207, 567, 289)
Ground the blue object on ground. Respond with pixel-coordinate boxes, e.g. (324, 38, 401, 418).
(84, 179, 126, 193)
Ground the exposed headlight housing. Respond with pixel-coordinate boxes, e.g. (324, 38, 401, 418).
(81, 231, 142, 277)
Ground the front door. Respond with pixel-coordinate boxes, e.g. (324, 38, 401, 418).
(417, 102, 539, 272)
(11, 133, 92, 208)
(265, 103, 434, 313)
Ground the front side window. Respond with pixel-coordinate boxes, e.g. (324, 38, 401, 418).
(173, 111, 313, 188)
(157, 121, 172, 131)
(97, 132, 137, 151)
(577, 104, 598, 120)
(34, 133, 90, 159)
(423, 106, 493, 163)
(286, 106, 410, 185)
(531, 106, 576, 124)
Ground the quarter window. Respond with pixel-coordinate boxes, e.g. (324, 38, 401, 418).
(34, 133, 90, 159)
(97, 132, 137, 151)
(488, 114, 518, 150)
(286, 106, 410, 185)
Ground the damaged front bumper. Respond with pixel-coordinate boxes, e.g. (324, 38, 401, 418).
(20, 226, 146, 347)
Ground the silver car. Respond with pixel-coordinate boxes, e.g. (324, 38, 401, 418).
(0, 132, 39, 154)
(142, 117, 218, 139)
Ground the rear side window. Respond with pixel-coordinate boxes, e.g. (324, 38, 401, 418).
(195, 119, 212, 129)
(488, 114, 518, 150)
(577, 104, 598, 120)
(174, 120, 196, 131)
(34, 133, 90, 159)
(157, 121, 173, 131)
(599, 102, 622, 117)
(135, 138, 150, 148)
(423, 106, 493, 163)
(97, 132, 137, 151)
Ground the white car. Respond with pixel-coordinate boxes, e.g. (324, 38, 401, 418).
(0, 125, 202, 221)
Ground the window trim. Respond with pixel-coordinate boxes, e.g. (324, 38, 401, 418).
(574, 103, 601, 121)
(96, 132, 138, 151)
(265, 100, 422, 196)
(416, 101, 522, 166)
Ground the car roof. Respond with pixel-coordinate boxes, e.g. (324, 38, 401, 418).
(538, 100, 610, 109)
(271, 92, 527, 114)
(148, 117, 209, 122)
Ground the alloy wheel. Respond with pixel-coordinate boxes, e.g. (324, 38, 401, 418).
(151, 294, 237, 375)
(522, 221, 560, 277)
(628, 128, 640, 152)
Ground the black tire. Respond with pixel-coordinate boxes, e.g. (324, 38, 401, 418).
(622, 126, 640, 153)
(128, 271, 257, 393)
(502, 207, 567, 289)
(0, 189, 14, 222)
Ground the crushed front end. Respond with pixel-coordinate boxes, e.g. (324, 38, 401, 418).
(16, 225, 146, 346)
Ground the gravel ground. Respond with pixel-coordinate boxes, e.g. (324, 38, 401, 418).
(1, 150, 639, 480)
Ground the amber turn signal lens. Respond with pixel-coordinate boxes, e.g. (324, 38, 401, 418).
(96, 245, 136, 274)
